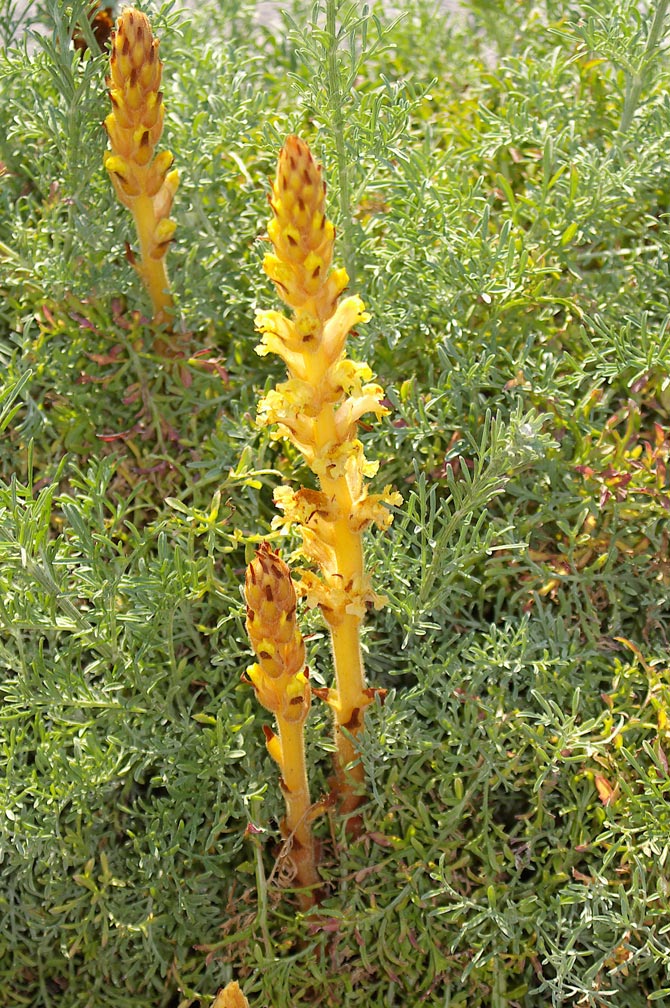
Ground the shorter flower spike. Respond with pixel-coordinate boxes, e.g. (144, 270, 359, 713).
(244, 543, 320, 907)
(103, 8, 178, 328)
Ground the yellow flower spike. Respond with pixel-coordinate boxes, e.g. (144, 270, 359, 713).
(244, 543, 320, 908)
(104, 8, 178, 329)
(256, 136, 402, 829)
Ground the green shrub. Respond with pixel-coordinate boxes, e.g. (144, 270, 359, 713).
(1, 1, 670, 1005)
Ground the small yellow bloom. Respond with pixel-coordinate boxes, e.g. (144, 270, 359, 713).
(212, 981, 250, 1008)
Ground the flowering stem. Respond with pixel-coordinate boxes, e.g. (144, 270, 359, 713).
(255, 136, 401, 826)
(103, 8, 179, 334)
(244, 543, 320, 907)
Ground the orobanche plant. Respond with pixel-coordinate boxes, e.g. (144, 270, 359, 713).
(103, 7, 178, 329)
(252, 135, 401, 825)
(244, 542, 320, 908)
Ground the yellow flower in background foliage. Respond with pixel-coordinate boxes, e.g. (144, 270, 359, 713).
(244, 543, 320, 907)
(103, 7, 178, 327)
(255, 136, 402, 825)
(212, 981, 250, 1008)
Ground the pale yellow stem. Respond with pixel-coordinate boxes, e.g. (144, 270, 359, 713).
(132, 193, 173, 325)
(276, 715, 320, 907)
(313, 395, 369, 815)
(329, 613, 366, 811)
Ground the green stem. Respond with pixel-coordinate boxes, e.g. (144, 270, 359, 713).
(249, 827, 273, 955)
(491, 961, 507, 1008)
(325, 0, 355, 285)
(619, 0, 669, 134)
(275, 714, 320, 907)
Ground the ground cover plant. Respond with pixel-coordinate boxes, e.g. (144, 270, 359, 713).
(1, 0, 670, 1006)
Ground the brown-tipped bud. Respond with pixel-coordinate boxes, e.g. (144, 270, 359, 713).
(152, 168, 179, 219)
(144, 149, 174, 197)
(108, 90, 133, 129)
(104, 9, 173, 194)
(263, 723, 283, 765)
(245, 543, 306, 680)
(141, 91, 163, 131)
(264, 135, 336, 310)
(134, 129, 153, 166)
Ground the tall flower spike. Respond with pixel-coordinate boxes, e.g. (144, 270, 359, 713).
(255, 137, 402, 826)
(103, 8, 178, 327)
(244, 543, 320, 907)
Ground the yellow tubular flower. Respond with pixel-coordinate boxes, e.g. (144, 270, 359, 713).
(255, 136, 401, 826)
(212, 981, 250, 1008)
(103, 8, 178, 327)
(244, 543, 320, 907)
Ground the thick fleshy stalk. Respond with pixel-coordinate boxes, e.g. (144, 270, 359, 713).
(103, 8, 178, 326)
(245, 543, 320, 907)
(255, 136, 401, 820)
